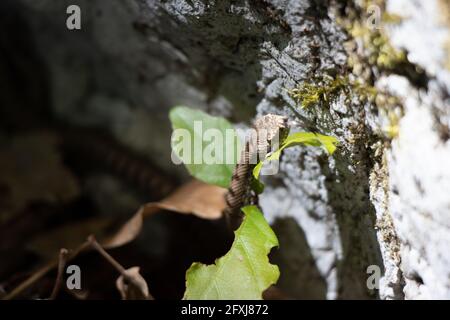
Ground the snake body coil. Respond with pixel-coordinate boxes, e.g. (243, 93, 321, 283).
(224, 114, 289, 229)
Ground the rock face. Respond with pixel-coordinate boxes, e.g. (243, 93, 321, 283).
(380, 0, 450, 299)
(8, 0, 450, 299)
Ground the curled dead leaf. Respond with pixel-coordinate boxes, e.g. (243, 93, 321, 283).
(29, 179, 226, 255)
(103, 179, 226, 248)
(3, 179, 226, 300)
(116, 267, 152, 300)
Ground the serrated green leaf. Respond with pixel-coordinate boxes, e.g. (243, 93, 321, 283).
(169, 106, 241, 188)
(253, 132, 338, 181)
(183, 205, 279, 300)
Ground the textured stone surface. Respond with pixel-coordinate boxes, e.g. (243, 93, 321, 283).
(11, 0, 450, 299)
(379, 0, 450, 299)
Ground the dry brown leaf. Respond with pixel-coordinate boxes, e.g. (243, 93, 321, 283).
(155, 179, 226, 219)
(0, 131, 79, 223)
(3, 180, 226, 299)
(103, 179, 226, 248)
(116, 267, 152, 300)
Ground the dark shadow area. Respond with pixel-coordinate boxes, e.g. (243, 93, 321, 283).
(1, 211, 232, 299)
(0, 0, 284, 300)
(271, 217, 327, 299)
(314, 107, 385, 299)
(0, 0, 51, 130)
(324, 151, 384, 299)
(0, 0, 387, 301)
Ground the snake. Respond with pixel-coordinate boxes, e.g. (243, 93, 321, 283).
(223, 114, 290, 230)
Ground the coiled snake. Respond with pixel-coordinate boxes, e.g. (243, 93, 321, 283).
(224, 114, 290, 230)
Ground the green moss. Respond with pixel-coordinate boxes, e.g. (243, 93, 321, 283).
(288, 72, 402, 140)
(288, 75, 379, 109)
(288, 75, 350, 109)
(297, 1, 409, 140)
(445, 40, 450, 71)
(438, 0, 450, 71)
(383, 112, 400, 139)
(331, 1, 411, 140)
(348, 22, 408, 71)
(381, 12, 403, 25)
(336, 0, 409, 74)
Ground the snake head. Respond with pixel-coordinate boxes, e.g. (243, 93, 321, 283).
(253, 114, 290, 146)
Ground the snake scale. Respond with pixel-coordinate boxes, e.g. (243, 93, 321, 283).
(223, 114, 290, 230)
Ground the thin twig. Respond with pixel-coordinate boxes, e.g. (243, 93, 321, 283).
(87, 235, 126, 274)
(49, 248, 69, 300)
(2, 241, 90, 300)
(87, 235, 153, 300)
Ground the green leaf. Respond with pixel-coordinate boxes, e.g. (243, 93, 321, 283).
(169, 106, 241, 188)
(250, 176, 265, 195)
(253, 132, 338, 181)
(183, 205, 279, 300)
